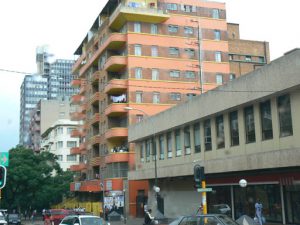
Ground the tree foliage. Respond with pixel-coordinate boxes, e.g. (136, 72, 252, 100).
(2, 146, 74, 212)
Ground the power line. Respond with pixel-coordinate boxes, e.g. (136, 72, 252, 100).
(0, 68, 33, 75)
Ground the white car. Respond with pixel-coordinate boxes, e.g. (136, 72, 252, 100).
(0, 214, 7, 225)
(59, 215, 104, 225)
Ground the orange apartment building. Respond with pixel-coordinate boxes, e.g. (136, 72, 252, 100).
(69, 0, 269, 218)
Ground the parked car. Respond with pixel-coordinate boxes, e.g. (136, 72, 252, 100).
(44, 209, 74, 225)
(210, 204, 231, 215)
(168, 214, 238, 225)
(0, 214, 7, 225)
(59, 215, 104, 225)
(7, 214, 21, 225)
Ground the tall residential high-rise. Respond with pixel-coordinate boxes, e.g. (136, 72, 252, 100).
(69, 0, 270, 216)
(19, 47, 76, 147)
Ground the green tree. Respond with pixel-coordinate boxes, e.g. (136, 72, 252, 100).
(2, 146, 74, 213)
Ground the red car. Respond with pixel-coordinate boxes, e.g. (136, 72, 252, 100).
(44, 209, 74, 225)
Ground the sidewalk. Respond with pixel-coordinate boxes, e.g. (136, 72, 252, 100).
(107, 217, 144, 225)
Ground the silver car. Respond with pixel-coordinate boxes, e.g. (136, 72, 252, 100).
(168, 214, 238, 225)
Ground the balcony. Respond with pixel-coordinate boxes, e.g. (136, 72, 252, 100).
(105, 152, 130, 164)
(71, 94, 83, 105)
(71, 129, 81, 138)
(104, 79, 128, 94)
(90, 156, 104, 167)
(105, 103, 127, 117)
(70, 180, 103, 192)
(109, 4, 170, 30)
(70, 112, 86, 121)
(72, 53, 87, 74)
(70, 147, 81, 155)
(89, 113, 100, 125)
(79, 81, 87, 95)
(104, 56, 127, 72)
(89, 92, 100, 105)
(89, 135, 101, 146)
(80, 102, 88, 113)
(91, 71, 102, 83)
(105, 128, 128, 141)
(70, 163, 87, 172)
(71, 79, 81, 87)
(79, 142, 87, 152)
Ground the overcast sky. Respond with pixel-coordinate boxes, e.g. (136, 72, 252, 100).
(0, 0, 299, 151)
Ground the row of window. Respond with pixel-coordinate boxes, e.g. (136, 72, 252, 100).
(54, 127, 75, 136)
(134, 91, 197, 104)
(133, 44, 225, 62)
(229, 54, 265, 63)
(134, 67, 197, 79)
(55, 141, 77, 149)
(133, 22, 222, 41)
(57, 154, 77, 162)
(139, 94, 293, 162)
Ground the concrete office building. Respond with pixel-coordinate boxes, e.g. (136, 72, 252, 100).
(41, 119, 80, 171)
(69, 0, 269, 217)
(29, 99, 73, 152)
(128, 49, 300, 224)
(19, 47, 76, 147)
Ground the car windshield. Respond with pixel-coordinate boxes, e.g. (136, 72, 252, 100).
(0, 216, 5, 220)
(80, 217, 102, 225)
(9, 214, 19, 219)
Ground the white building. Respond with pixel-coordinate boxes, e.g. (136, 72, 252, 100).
(41, 119, 80, 171)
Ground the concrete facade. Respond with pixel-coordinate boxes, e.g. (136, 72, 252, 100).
(128, 49, 300, 223)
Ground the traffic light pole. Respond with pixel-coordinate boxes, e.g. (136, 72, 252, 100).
(201, 181, 207, 214)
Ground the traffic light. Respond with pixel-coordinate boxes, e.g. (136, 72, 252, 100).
(194, 165, 205, 189)
(0, 165, 7, 189)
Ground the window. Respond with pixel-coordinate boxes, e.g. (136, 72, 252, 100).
(134, 22, 141, 32)
(187, 93, 197, 100)
(167, 132, 172, 158)
(230, 111, 239, 146)
(216, 74, 223, 84)
(185, 71, 196, 79)
(194, 123, 201, 153)
(277, 94, 293, 137)
(151, 46, 158, 57)
(57, 127, 63, 135)
(136, 114, 144, 123)
(185, 48, 195, 58)
(168, 25, 179, 33)
(67, 127, 74, 134)
(166, 3, 178, 11)
(170, 93, 181, 101)
(175, 129, 181, 156)
(214, 30, 221, 40)
(146, 140, 151, 162)
(184, 126, 191, 155)
(182, 4, 196, 13)
(67, 155, 77, 161)
(140, 144, 144, 163)
(259, 56, 265, 63)
(136, 91, 143, 103)
(159, 135, 165, 160)
(229, 54, 233, 61)
(153, 92, 160, 104)
(244, 106, 256, 143)
(56, 141, 63, 149)
(151, 69, 159, 80)
(170, 70, 180, 78)
(204, 119, 212, 151)
(152, 137, 157, 161)
(229, 73, 236, 80)
(260, 100, 273, 140)
(57, 155, 63, 161)
(67, 141, 77, 148)
(135, 67, 142, 79)
(184, 26, 194, 34)
(134, 44, 142, 56)
(169, 47, 179, 56)
(215, 51, 222, 62)
(216, 115, 225, 149)
(212, 9, 220, 19)
(245, 55, 252, 62)
(150, 24, 158, 34)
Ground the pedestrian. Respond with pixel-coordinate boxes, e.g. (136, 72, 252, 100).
(255, 199, 264, 225)
(144, 209, 154, 225)
(24, 210, 27, 221)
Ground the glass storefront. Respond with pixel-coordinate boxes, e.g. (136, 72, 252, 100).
(207, 184, 283, 223)
(285, 185, 300, 224)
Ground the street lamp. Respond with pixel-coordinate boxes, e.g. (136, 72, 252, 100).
(124, 107, 160, 214)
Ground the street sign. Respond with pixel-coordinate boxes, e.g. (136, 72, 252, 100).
(0, 152, 9, 167)
(197, 188, 213, 192)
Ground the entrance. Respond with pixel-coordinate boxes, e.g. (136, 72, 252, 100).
(285, 185, 300, 224)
